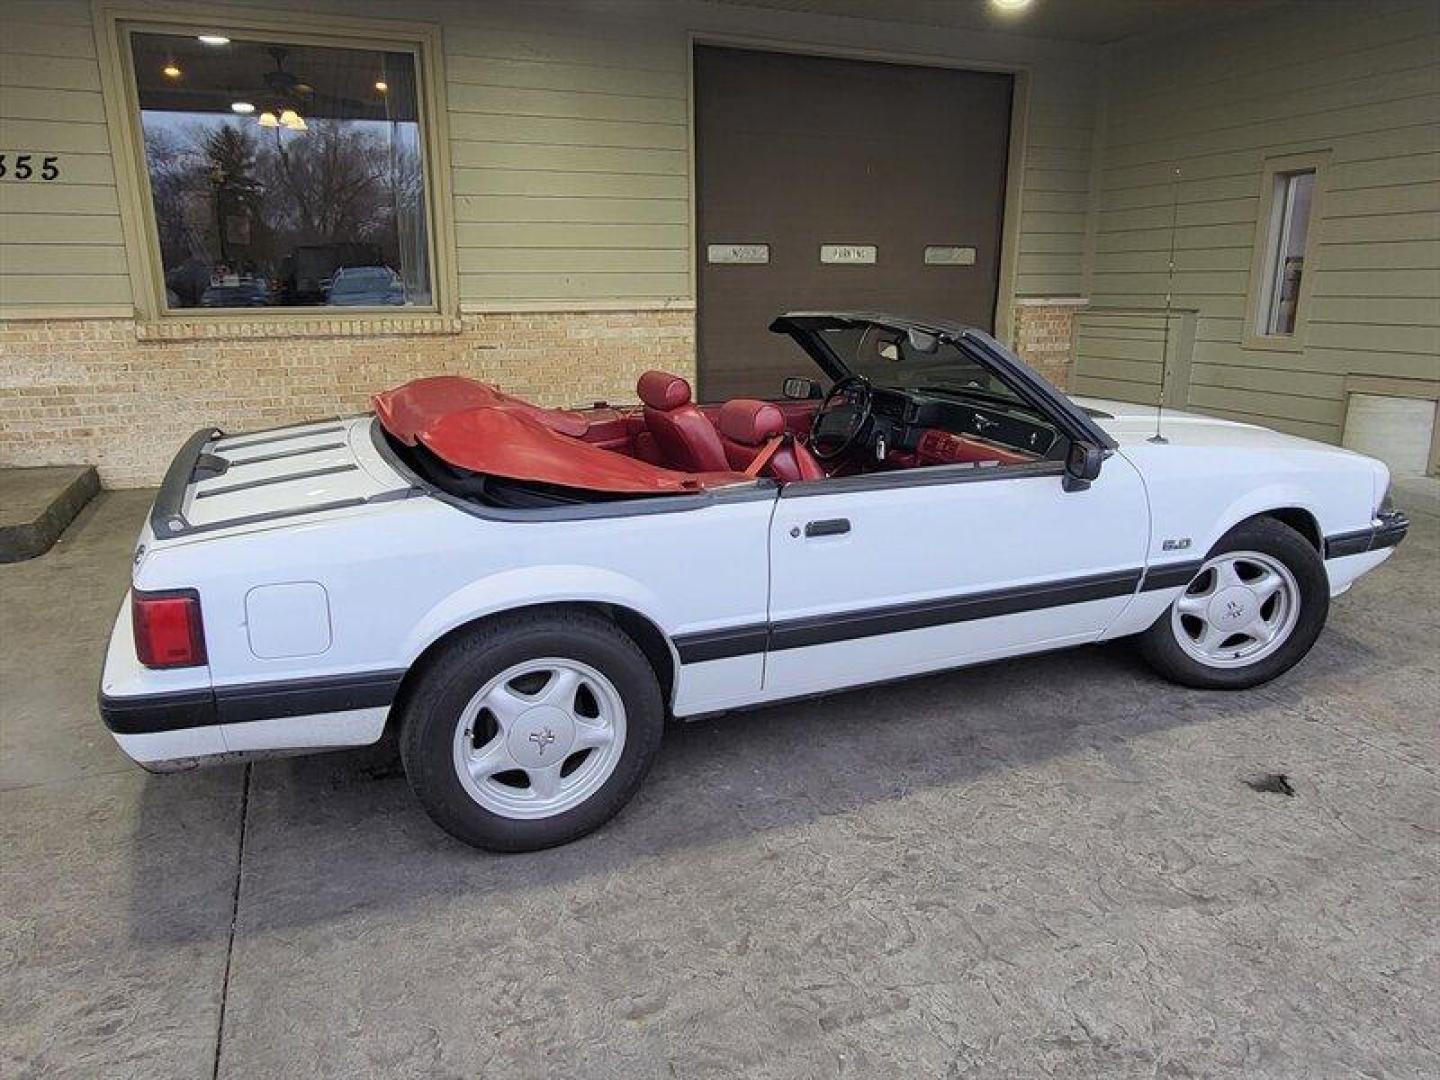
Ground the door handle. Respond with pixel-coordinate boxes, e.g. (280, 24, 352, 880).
(804, 518, 850, 537)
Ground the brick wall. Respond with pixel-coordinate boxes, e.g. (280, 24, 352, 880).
(1011, 302, 1084, 391)
(1, 304, 1082, 489)
(0, 310, 695, 488)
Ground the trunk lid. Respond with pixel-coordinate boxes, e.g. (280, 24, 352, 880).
(147, 416, 411, 544)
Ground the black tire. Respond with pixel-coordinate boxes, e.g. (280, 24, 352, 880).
(1137, 516, 1330, 690)
(398, 609, 665, 852)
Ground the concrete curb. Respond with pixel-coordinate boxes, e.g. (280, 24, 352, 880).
(0, 466, 101, 563)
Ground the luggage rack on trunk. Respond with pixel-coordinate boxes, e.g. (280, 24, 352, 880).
(150, 423, 414, 540)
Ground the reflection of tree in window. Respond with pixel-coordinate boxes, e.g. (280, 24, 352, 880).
(129, 32, 431, 310)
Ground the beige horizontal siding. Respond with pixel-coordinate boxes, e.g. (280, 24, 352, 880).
(0, 0, 129, 314)
(1086, 0, 1440, 443)
(438, 1, 1102, 305)
(0, 213, 124, 245)
(0, 273, 131, 305)
(1071, 310, 1169, 404)
(0, 0, 1099, 312)
(0, 244, 128, 276)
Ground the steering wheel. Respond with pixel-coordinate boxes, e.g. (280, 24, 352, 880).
(810, 375, 874, 462)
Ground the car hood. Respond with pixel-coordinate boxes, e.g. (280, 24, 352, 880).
(1074, 397, 1339, 454)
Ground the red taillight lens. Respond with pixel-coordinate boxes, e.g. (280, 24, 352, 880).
(132, 590, 207, 668)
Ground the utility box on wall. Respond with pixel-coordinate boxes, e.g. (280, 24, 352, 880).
(1342, 392, 1439, 479)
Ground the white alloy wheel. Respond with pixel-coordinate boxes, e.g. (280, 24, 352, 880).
(451, 658, 627, 820)
(1170, 550, 1301, 669)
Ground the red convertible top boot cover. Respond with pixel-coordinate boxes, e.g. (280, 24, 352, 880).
(372, 376, 752, 495)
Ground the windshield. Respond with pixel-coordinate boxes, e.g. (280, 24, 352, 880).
(815, 324, 1026, 408)
(333, 268, 394, 292)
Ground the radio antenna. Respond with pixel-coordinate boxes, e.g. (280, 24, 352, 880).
(1150, 163, 1182, 445)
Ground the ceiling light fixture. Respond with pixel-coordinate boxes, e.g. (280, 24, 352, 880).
(197, 34, 230, 45)
(374, 80, 388, 92)
(162, 63, 182, 78)
(279, 108, 307, 132)
(989, 0, 1033, 12)
(257, 110, 279, 128)
(230, 101, 255, 114)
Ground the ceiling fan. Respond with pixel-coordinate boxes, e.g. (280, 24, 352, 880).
(251, 47, 366, 131)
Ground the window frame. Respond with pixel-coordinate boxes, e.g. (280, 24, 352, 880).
(1242, 151, 1330, 353)
(95, 2, 458, 326)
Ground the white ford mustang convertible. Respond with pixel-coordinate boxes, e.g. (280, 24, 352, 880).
(101, 312, 1408, 850)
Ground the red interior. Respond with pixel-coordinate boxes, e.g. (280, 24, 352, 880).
(912, 428, 1034, 467)
(373, 369, 1037, 496)
(713, 399, 825, 482)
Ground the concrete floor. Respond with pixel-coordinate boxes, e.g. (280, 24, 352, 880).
(1, 482, 1436, 1079)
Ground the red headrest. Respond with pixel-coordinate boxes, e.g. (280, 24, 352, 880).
(717, 399, 786, 446)
(637, 370, 692, 411)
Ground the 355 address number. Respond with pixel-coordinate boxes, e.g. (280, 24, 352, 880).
(0, 154, 61, 181)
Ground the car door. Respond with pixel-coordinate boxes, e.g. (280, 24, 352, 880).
(762, 456, 1149, 699)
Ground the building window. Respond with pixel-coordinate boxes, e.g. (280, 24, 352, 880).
(127, 31, 433, 311)
(1257, 169, 1315, 336)
(1244, 153, 1328, 350)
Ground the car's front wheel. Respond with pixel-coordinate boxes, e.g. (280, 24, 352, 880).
(1138, 517, 1330, 689)
(399, 610, 665, 851)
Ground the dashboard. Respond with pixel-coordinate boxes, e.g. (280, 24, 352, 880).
(868, 386, 1062, 463)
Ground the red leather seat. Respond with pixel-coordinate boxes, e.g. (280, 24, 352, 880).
(635, 370, 728, 473)
(716, 399, 825, 483)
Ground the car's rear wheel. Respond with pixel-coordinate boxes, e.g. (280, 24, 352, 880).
(1138, 517, 1329, 689)
(399, 610, 664, 851)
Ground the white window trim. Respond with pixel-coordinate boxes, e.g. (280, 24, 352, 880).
(1243, 150, 1330, 353)
(93, 1, 459, 329)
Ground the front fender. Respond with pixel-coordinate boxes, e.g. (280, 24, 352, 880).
(1194, 482, 1328, 556)
(400, 564, 673, 665)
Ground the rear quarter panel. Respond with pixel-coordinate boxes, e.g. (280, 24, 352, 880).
(137, 491, 775, 714)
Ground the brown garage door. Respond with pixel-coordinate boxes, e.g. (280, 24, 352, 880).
(695, 46, 1013, 400)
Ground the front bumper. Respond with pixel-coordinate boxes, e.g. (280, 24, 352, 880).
(1323, 509, 1409, 560)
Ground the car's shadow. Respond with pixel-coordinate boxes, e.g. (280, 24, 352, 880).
(128, 627, 1385, 940)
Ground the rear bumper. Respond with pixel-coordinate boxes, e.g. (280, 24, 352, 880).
(98, 591, 227, 764)
(99, 592, 399, 767)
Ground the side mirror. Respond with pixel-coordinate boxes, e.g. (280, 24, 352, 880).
(1063, 440, 1104, 492)
(782, 376, 822, 400)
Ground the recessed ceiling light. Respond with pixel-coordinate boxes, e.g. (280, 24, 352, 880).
(990, 0, 1033, 12)
(230, 101, 255, 114)
(197, 34, 230, 45)
(162, 64, 182, 78)
(374, 80, 388, 92)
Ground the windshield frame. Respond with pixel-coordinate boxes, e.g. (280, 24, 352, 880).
(770, 311, 1116, 451)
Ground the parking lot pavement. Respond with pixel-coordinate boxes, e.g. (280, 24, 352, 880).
(2, 481, 1436, 1079)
